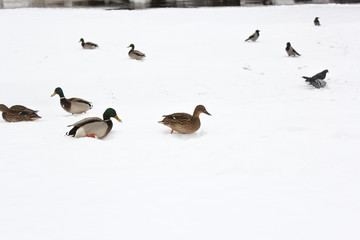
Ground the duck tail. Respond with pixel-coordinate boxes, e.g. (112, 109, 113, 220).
(66, 126, 78, 137)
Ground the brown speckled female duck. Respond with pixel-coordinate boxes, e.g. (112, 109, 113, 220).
(0, 104, 41, 122)
(51, 87, 92, 115)
(159, 105, 211, 134)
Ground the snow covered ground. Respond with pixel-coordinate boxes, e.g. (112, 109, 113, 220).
(1, 4, 360, 240)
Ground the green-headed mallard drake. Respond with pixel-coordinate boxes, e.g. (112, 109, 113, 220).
(0, 104, 41, 122)
(51, 87, 92, 115)
(66, 108, 121, 139)
(127, 44, 145, 60)
(79, 38, 98, 49)
(159, 105, 211, 134)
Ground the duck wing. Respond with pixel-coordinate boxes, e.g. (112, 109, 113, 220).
(133, 50, 145, 57)
(10, 105, 41, 119)
(86, 42, 98, 47)
(67, 98, 91, 105)
(68, 117, 102, 127)
(161, 113, 192, 126)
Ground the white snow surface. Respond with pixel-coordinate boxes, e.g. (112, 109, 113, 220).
(1, 4, 360, 240)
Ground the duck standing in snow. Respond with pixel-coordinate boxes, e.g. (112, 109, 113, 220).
(0, 104, 41, 122)
(67, 108, 122, 139)
(245, 30, 260, 42)
(303, 69, 329, 88)
(286, 42, 301, 57)
(51, 87, 92, 114)
(127, 44, 146, 60)
(314, 17, 320, 26)
(159, 105, 211, 134)
(79, 38, 98, 49)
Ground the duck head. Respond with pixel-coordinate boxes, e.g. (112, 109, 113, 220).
(51, 87, 65, 98)
(103, 108, 122, 122)
(0, 104, 9, 112)
(193, 105, 211, 117)
(127, 44, 135, 50)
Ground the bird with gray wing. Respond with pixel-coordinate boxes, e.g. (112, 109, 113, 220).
(79, 38, 98, 49)
(286, 42, 301, 57)
(67, 108, 121, 139)
(302, 69, 329, 88)
(51, 87, 92, 115)
(245, 30, 260, 42)
(128, 44, 146, 60)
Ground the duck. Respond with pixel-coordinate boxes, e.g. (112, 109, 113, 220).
(0, 104, 41, 122)
(127, 44, 146, 60)
(66, 108, 122, 139)
(51, 87, 92, 114)
(79, 38, 98, 49)
(159, 105, 211, 134)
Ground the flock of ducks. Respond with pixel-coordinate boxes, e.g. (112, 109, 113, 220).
(0, 83, 211, 138)
(0, 16, 329, 139)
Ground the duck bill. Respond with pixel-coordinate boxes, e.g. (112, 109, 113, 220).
(51, 92, 57, 97)
(204, 111, 211, 116)
(115, 115, 122, 122)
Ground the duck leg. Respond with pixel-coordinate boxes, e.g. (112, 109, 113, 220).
(86, 134, 96, 138)
(171, 129, 174, 134)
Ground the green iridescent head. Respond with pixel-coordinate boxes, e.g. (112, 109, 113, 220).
(103, 108, 122, 122)
(51, 87, 65, 98)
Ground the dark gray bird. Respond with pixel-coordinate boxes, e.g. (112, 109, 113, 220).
(314, 17, 320, 26)
(302, 69, 329, 88)
(245, 30, 260, 42)
(286, 42, 301, 57)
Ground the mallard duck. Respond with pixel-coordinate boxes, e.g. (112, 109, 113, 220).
(51, 87, 92, 114)
(286, 42, 301, 57)
(0, 104, 41, 122)
(79, 38, 98, 49)
(127, 44, 145, 60)
(66, 108, 121, 139)
(159, 105, 211, 134)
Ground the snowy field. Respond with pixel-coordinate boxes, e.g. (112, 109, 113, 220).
(1, 4, 360, 240)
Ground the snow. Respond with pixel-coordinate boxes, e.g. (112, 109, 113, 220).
(1, 4, 360, 240)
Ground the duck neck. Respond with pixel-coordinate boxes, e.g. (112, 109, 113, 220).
(103, 113, 112, 121)
(57, 90, 65, 98)
(193, 109, 201, 118)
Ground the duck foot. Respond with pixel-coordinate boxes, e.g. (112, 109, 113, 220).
(171, 129, 174, 134)
(86, 134, 96, 138)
